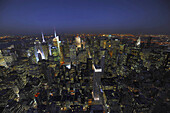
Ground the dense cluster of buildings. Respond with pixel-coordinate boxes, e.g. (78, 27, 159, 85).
(0, 33, 169, 113)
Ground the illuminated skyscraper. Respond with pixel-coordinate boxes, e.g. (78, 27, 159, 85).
(53, 31, 61, 54)
(41, 32, 49, 60)
(100, 56, 105, 75)
(53, 31, 64, 65)
(34, 39, 45, 62)
(59, 44, 65, 65)
(92, 64, 102, 102)
(75, 36, 81, 48)
(48, 44, 52, 56)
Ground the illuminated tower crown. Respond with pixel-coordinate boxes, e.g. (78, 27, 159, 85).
(42, 32, 46, 43)
(136, 37, 141, 47)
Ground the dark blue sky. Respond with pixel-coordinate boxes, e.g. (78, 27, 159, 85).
(0, 0, 170, 35)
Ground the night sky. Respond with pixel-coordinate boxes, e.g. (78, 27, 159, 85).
(0, 0, 170, 35)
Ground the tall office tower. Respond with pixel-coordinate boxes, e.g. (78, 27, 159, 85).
(69, 45, 76, 64)
(59, 44, 65, 65)
(53, 31, 61, 53)
(100, 56, 105, 75)
(48, 44, 52, 56)
(34, 39, 45, 62)
(42, 43, 48, 60)
(41, 32, 49, 60)
(80, 39, 86, 50)
(53, 37, 58, 47)
(92, 65, 102, 102)
(53, 31, 64, 65)
(40, 60, 53, 85)
(75, 36, 81, 48)
(51, 46, 59, 62)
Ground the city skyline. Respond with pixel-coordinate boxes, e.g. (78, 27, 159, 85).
(0, 1, 169, 112)
(0, 0, 170, 35)
(0, 31, 169, 113)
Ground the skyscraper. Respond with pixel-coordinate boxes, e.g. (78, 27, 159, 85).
(53, 31, 64, 65)
(48, 44, 52, 56)
(69, 45, 76, 64)
(92, 65, 102, 102)
(34, 39, 45, 62)
(75, 36, 81, 49)
(42, 43, 48, 60)
(53, 31, 61, 54)
(41, 32, 49, 60)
